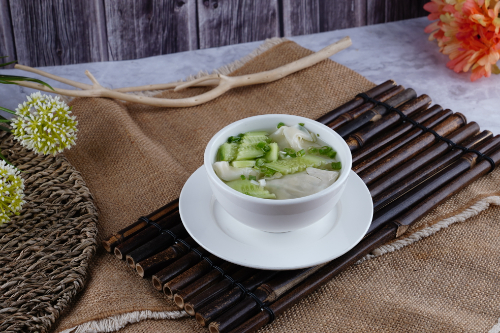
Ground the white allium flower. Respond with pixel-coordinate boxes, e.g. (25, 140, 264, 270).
(10, 92, 78, 155)
(0, 160, 25, 224)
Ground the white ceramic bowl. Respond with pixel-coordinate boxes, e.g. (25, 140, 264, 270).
(204, 114, 352, 232)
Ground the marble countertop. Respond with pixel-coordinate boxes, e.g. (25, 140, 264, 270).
(1, 17, 499, 134)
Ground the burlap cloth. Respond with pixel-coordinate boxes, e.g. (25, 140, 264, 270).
(52, 39, 500, 332)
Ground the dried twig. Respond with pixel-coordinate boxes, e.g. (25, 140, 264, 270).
(12, 37, 352, 108)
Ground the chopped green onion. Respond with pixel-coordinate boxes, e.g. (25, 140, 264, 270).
(256, 141, 266, 149)
(240, 175, 246, 180)
(319, 146, 333, 155)
(299, 123, 305, 126)
(283, 148, 296, 157)
(328, 151, 337, 158)
(264, 169, 276, 177)
(249, 175, 257, 181)
(256, 141, 271, 153)
(308, 147, 318, 154)
(317, 133, 320, 137)
(228, 135, 243, 143)
(331, 162, 342, 170)
(277, 122, 285, 129)
(296, 149, 305, 157)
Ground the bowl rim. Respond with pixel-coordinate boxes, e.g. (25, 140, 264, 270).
(204, 114, 352, 206)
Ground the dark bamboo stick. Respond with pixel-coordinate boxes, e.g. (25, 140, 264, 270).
(102, 198, 179, 252)
(367, 135, 500, 235)
(335, 88, 417, 138)
(135, 237, 198, 277)
(184, 267, 256, 316)
(207, 265, 327, 333)
(151, 247, 207, 290)
(352, 105, 445, 166)
(113, 211, 182, 259)
(125, 223, 188, 268)
(369, 122, 480, 198)
(174, 262, 239, 309)
(163, 254, 225, 299)
(228, 224, 398, 333)
(327, 85, 405, 130)
(316, 80, 396, 125)
(358, 113, 467, 185)
(195, 270, 279, 326)
(345, 94, 432, 151)
(392, 143, 500, 236)
(230, 144, 500, 333)
(372, 130, 492, 211)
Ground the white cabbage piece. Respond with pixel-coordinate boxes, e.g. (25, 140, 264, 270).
(269, 127, 289, 150)
(213, 161, 258, 181)
(305, 167, 340, 183)
(264, 168, 339, 199)
(269, 124, 319, 151)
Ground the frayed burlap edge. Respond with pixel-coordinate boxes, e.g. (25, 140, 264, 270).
(357, 195, 500, 263)
(490, 318, 500, 333)
(60, 37, 287, 103)
(59, 310, 188, 333)
(131, 37, 287, 97)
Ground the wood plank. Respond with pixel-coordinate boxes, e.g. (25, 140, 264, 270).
(367, 0, 385, 25)
(319, 0, 367, 31)
(386, 0, 428, 22)
(0, 0, 16, 68)
(198, 0, 280, 49)
(282, 0, 320, 37)
(9, 0, 108, 67)
(105, 0, 197, 61)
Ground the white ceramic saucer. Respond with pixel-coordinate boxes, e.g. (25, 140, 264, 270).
(179, 167, 373, 270)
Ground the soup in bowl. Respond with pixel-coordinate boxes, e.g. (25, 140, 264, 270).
(204, 114, 352, 232)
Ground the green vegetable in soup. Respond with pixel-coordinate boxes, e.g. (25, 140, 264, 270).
(226, 179, 276, 199)
(232, 160, 256, 168)
(218, 143, 238, 161)
(264, 155, 332, 175)
(214, 126, 340, 199)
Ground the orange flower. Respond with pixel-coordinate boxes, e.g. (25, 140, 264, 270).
(424, 0, 500, 81)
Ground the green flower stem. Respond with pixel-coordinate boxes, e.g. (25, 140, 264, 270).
(0, 152, 13, 166)
(0, 106, 16, 115)
(0, 74, 54, 90)
(0, 60, 16, 67)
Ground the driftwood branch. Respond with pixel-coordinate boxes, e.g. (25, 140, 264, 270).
(13, 64, 93, 90)
(12, 37, 352, 108)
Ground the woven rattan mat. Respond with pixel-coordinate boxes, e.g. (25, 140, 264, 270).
(0, 132, 98, 333)
(52, 39, 500, 332)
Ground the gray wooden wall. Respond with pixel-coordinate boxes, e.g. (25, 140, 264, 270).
(0, 0, 428, 68)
